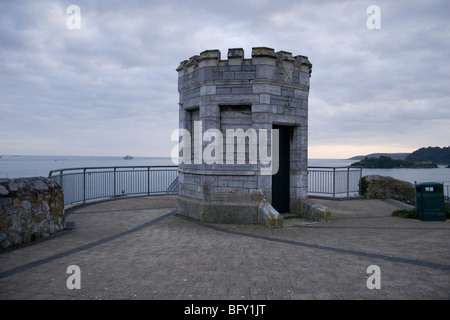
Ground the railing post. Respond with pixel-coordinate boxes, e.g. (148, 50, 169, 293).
(332, 167, 336, 198)
(113, 167, 117, 199)
(83, 168, 86, 204)
(147, 166, 151, 195)
(359, 167, 363, 195)
(346, 167, 350, 197)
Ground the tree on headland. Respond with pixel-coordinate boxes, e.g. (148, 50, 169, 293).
(405, 146, 450, 165)
(350, 156, 438, 168)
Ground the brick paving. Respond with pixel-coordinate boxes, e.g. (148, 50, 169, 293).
(0, 195, 449, 300)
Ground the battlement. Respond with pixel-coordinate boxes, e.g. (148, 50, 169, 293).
(176, 47, 312, 75)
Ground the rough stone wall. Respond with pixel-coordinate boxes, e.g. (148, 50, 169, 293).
(362, 175, 415, 205)
(0, 177, 65, 250)
(176, 47, 312, 223)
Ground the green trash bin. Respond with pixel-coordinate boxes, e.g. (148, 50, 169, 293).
(415, 182, 446, 221)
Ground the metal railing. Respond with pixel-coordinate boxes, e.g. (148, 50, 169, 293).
(433, 181, 449, 199)
(445, 182, 450, 200)
(446, 182, 450, 204)
(48, 165, 365, 207)
(48, 166, 178, 207)
(417, 181, 450, 202)
(307, 166, 363, 198)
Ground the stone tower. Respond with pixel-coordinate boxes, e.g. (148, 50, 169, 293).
(175, 47, 312, 224)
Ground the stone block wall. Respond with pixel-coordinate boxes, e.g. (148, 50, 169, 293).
(0, 177, 65, 250)
(176, 47, 312, 223)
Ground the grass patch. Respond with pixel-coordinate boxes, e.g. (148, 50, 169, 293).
(393, 205, 450, 219)
(392, 208, 417, 219)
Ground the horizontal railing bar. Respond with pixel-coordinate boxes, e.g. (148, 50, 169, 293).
(49, 165, 178, 177)
(50, 165, 178, 172)
(308, 166, 363, 170)
(50, 165, 362, 176)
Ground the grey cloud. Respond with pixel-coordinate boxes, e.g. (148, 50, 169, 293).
(0, 0, 449, 157)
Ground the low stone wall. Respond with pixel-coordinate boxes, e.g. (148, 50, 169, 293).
(0, 177, 65, 250)
(302, 200, 333, 221)
(362, 175, 415, 205)
(258, 191, 283, 228)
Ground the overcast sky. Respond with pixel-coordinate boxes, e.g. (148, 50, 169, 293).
(1, 0, 449, 159)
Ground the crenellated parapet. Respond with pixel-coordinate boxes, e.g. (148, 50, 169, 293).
(176, 47, 312, 85)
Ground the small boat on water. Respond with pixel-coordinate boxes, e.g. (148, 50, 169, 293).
(123, 155, 133, 160)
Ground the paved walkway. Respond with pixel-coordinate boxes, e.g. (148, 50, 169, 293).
(0, 195, 449, 300)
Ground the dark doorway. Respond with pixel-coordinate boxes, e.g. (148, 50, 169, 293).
(271, 125, 291, 213)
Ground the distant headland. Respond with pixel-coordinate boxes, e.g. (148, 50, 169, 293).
(349, 146, 450, 168)
(348, 153, 409, 161)
(350, 156, 438, 168)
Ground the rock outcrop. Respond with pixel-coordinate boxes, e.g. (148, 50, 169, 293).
(361, 175, 415, 205)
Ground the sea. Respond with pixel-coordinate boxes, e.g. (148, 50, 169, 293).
(0, 155, 175, 179)
(1, 155, 449, 195)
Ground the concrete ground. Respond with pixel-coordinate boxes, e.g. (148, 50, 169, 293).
(0, 195, 449, 300)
